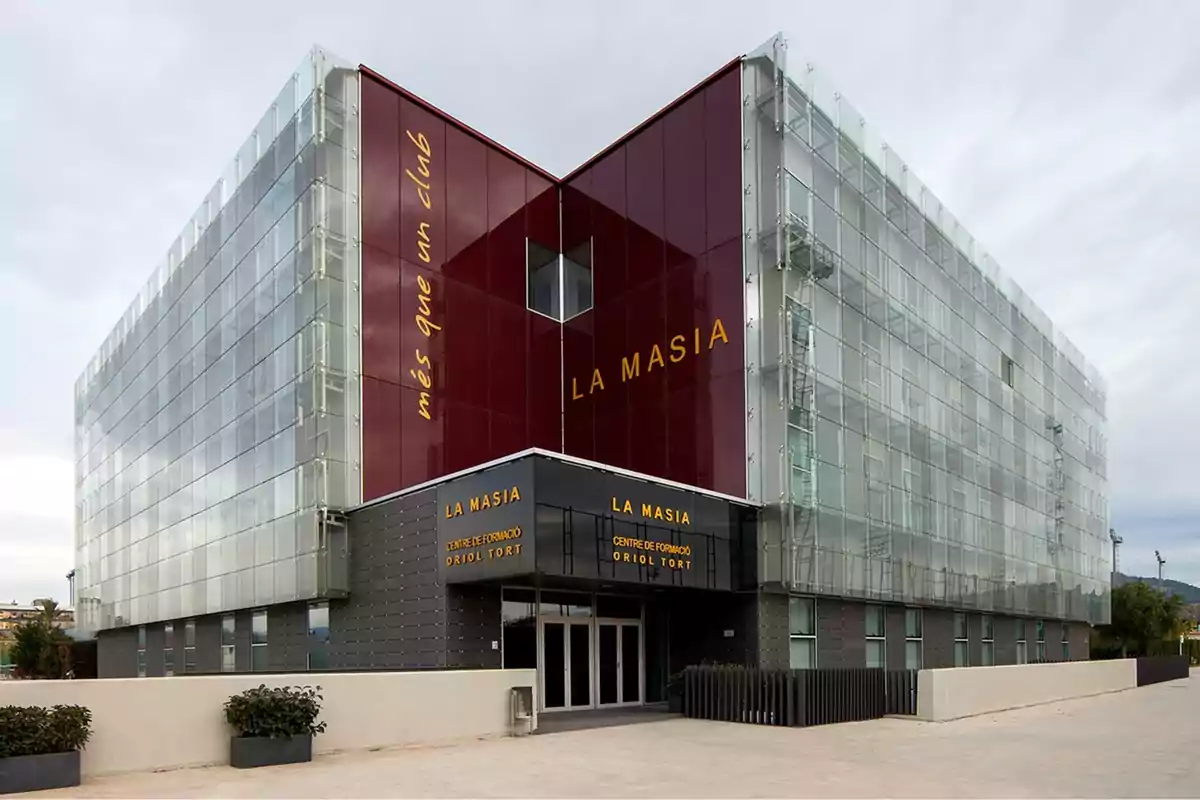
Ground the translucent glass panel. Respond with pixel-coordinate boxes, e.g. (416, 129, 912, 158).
(746, 33, 1110, 625)
(73, 48, 361, 633)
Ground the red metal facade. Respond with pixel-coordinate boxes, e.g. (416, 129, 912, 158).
(359, 63, 745, 502)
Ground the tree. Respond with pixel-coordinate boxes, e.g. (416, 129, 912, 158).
(10, 599, 73, 679)
(1095, 581, 1187, 657)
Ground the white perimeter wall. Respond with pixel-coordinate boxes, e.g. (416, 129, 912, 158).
(2, 669, 537, 777)
(916, 660, 1137, 722)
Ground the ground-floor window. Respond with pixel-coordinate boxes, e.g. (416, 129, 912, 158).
(221, 615, 236, 672)
(865, 605, 885, 668)
(163, 623, 174, 676)
(1035, 619, 1046, 661)
(904, 609, 922, 670)
(251, 610, 268, 671)
(981, 615, 994, 666)
(136, 625, 146, 678)
(307, 602, 330, 670)
(501, 587, 537, 669)
(789, 597, 816, 669)
(953, 613, 968, 667)
(184, 620, 196, 673)
(1061, 623, 1070, 661)
(1016, 621, 1028, 665)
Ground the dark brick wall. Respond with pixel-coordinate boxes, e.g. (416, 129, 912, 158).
(446, 585, 502, 669)
(669, 591, 757, 668)
(267, 603, 309, 672)
(97, 626, 137, 678)
(885, 606, 907, 670)
(816, 599, 865, 669)
(144, 624, 165, 677)
(330, 487, 455, 669)
(994, 615, 1017, 665)
(922, 608, 954, 668)
(194, 614, 222, 673)
(757, 592, 789, 669)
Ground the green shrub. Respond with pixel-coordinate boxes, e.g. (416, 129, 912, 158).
(223, 685, 326, 739)
(0, 705, 93, 758)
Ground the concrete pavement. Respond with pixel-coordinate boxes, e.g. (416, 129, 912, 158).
(27, 675, 1200, 798)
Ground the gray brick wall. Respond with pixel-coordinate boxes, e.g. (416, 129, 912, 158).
(816, 599, 865, 669)
(446, 585, 502, 669)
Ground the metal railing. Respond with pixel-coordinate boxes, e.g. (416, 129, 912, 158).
(683, 665, 917, 728)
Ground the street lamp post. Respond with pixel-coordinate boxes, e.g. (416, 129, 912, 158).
(1109, 528, 1122, 580)
(1154, 550, 1166, 592)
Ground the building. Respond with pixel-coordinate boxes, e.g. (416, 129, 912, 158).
(76, 34, 1110, 704)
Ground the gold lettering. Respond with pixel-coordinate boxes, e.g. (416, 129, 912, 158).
(415, 349, 431, 368)
(681, 511, 690, 526)
(648, 344, 665, 371)
(572, 378, 583, 400)
(416, 153, 431, 179)
(709, 317, 729, 349)
(694, 326, 701, 354)
(621, 353, 641, 381)
(406, 129, 431, 157)
(612, 497, 620, 512)
(511, 486, 521, 502)
(417, 222, 432, 263)
(590, 368, 605, 394)
(670, 335, 686, 363)
(417, 274, 432, 294)
(416, 315, 441, 338)
(418, 391, 432, 420)
(622, 500, 632, 515)
(641, 503, 653, 518)
(470, 496, 481, 513)
(410, 368, 431, 389)
(404, 167, 430, 191)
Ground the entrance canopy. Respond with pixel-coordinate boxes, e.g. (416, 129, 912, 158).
(433, 453, 758, 592)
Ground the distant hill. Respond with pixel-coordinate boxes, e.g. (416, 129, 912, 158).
(1114, 572, 1200, 604)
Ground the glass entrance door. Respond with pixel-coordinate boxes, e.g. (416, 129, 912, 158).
(596, 620, 642, 706)
(539, 619, 592, 711)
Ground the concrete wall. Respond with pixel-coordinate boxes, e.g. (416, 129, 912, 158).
(2, 669, 537, 778)
(916, 659, 1137, 722)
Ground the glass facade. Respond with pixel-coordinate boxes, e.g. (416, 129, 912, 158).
(74, 48, 361, 634)
(744, 34, 1109, 624)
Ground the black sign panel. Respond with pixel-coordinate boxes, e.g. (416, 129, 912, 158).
(436, 459, 536, 583)
(532, 458, 745, 591)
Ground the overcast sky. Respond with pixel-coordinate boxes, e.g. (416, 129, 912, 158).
(1, 0, 1197, 606)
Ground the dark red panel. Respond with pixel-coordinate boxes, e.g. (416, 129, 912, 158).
(527, 174, 557, 250)
(705, 67, 744, 251)
(361, 245, 401, 385)
(488, 298, 528, 418)
(709, 372, 747, 497)
(487, 149, 527, 307)
(362, 377, 400, 501)
(664, 92, 707, 259)
(441, 276, 488, 408)
(360, 76, 400, 256)
(700, 238, 744, 378)
(444, 399, 490, 474)
(398, 99, 447, 273)
(398, 383, 444, 487)
(444, 126, 489, 291)
(529, 312, 563, 451)
(625, 121, 665, 290)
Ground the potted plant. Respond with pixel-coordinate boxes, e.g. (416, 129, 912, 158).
(223, 685, 326, 769)
(666, 672, 685, 714)
(0, 704, 92, 794)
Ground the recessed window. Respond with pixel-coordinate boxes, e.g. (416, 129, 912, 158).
(526, 237, 593, 322)
(307, 602, 329, 671)
(981, 615, 994, 666)
(953, 613, 968, 667)
(865, 605, 885, 668)
(163, 623, 175, 677)
(221, 614, 235, 672)
(1016, 620, 1028, 665)
(184, 620, 196, 673)
(1001, 354, 1015, 388)
(1035, 619, 1046, 661)
(251, 610, 268, 672)
(1060, 623, 1069, 661)
(904, 608, 922, 670)
(789, 597, 816, 669)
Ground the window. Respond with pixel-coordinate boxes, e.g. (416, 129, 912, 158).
(904, 608, 922, 670)
(136, 625, 147, 678)
(789, 597, 816, 669)
(251, 610, 268, 672)
(1001, 353, 1015, 387)
(1016, 620, 1028, 665)
(307, 602, 329, 671)
(1036, 619, 1046, 661)
(953, 613, 968, 667)
(981, 615, 994, 666)
(163, 623, 175, 677)
(865, 605, 885, 668)
(526, 238, 593, 322)
(221, 615, 235, 672)
(184, 620, 196, 673)
(1061, 623, 1070, 661)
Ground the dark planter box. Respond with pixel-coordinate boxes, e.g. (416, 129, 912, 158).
(0, 750, 81, 795)
(229, 735, 313, 769)
(667, 692, 683, 714)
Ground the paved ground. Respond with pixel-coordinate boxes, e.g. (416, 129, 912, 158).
(29, 676, 1200, 798)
